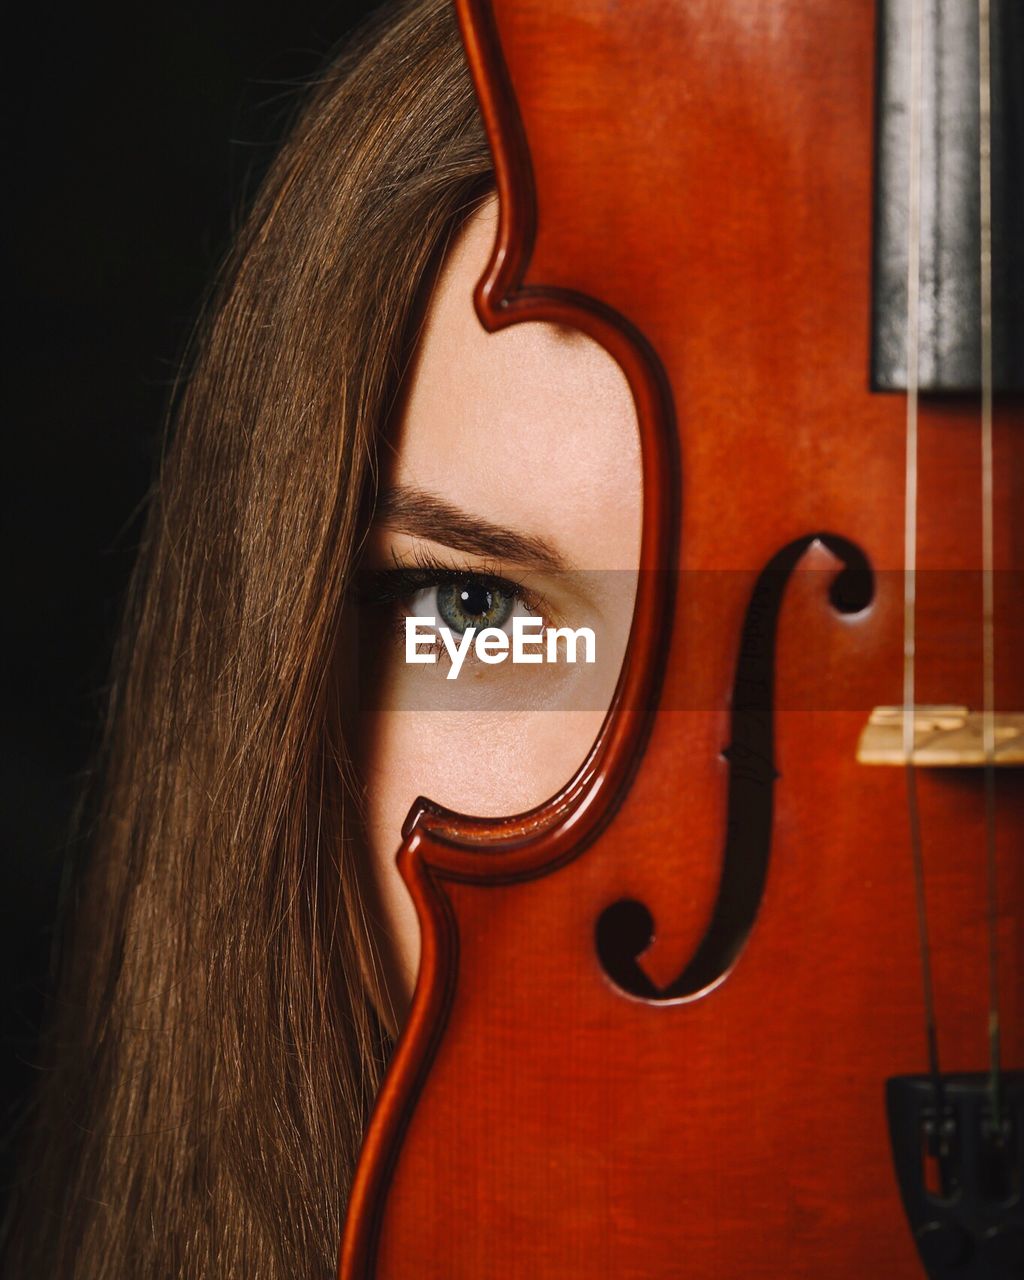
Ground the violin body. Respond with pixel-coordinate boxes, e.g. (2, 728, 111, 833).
(341, 2, 1022, 1275)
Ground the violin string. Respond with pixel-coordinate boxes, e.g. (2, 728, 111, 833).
(903, 0, 942, 1094)
(977, 0, 1002, 1126)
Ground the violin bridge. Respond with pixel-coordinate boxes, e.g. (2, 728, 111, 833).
(856, 706, 1024, 767)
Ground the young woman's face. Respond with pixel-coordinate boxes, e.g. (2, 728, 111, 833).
(356, 199, 642, 1025)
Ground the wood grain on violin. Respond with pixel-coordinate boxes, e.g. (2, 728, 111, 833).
(340, 2, 1022, 1275)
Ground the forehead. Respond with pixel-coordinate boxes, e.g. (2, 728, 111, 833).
(388, 200, 641, 571)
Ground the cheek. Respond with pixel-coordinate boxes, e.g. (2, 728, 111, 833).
(365, 707, 608, 827)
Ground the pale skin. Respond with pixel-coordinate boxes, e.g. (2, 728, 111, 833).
(356, 199, 642, 1030)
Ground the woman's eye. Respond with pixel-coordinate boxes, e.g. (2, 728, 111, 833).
(414, 578, 517, 635)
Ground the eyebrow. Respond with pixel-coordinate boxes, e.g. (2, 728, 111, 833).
(373, 484, 567, 571)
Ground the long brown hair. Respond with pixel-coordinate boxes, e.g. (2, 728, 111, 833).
(4, 3, 490, 1274)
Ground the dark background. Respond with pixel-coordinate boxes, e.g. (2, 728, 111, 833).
(3, 0, 380, 1205)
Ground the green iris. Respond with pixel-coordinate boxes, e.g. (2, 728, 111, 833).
(435, 579, 515, 634)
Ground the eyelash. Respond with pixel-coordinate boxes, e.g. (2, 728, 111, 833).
(357, 548, 544, 639)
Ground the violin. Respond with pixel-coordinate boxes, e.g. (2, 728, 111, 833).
(341, 1, 1022, 1275)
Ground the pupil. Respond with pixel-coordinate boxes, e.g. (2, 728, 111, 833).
(459, 583, 492, 618)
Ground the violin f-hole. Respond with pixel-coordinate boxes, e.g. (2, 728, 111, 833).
(596, 533, 874, 1003)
